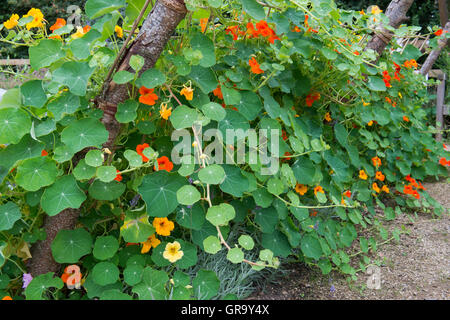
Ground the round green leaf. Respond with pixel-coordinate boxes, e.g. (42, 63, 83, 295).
(0, 108, 31, 145)
(201, 102, 226, 121)
(51, 228, 93, 263)
(206, 203, 235, 226)
(193, 269, 220, 300)
(85, 149, 104, 167)
(16, 157, 58, 192)
(29, 39, 65, 70)
(178, 155, 195, 176)
(96, 166, 118, 182)
(227, 247, 244, 264)
(136, 68, 166, 88)
(219, 165, 249, 197)
(93, 236, 119, 260)
(238, 235, 254, 250)
(100, 289, 132, 300)
(203, 235, 221, 254)
(176, 185, 201, 206)
(175, 240, 198, 269)
(170, 105, 198, 130)
(24, 272, 64, 300)
(40, 175, 87, 216)
(132, 267, 168, 300)
(53, 145, 74, 163)
(124, 150, 143, 168)
(20, 80, 47, 108)
(52, 61, 95, 96)
(120, 212, 155, 243)
(89, 180, 126, 201)
(198, 164, 225, 185)
(116, 100, 139, 123)
(92, 262, 120, 286)
(300, 234, 323, 260)
(123, 265, 144, 286)
(176, 203, 206, 230)
(73, 159, 97, 180)
(85, 0, 126, 19)
(0, 202, 21, 231)
(61, 118, 109, 153)
(113, 70, 135, 84)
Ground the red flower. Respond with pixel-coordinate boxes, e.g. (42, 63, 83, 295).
(225, 25, 239, 40)
(213, 85, 223, 100)
(136, 143, 150, 162)
(249, 57, 264, 74)
(344, 190, 352, 198)
(439, 157, 450, 166)
(305, 92, 321, 107)
(154, 156, 174, 172)
(41, 149, 48, 156)
(114, 170, 122, 182)
(434, 29, 443, 36)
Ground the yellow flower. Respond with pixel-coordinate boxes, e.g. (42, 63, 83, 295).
(372, 182, 381, 193)
(362, 99, 370, 106)
(163, 241, 184, 263)
(140, 234, 161, 254)
(115, 25, 123, 38)
(71, 26, 86, 39)
(381, 185, 390, 193)
(180, 86, 194, 100)
(398, 92, 403, 99)
(295, 183, 308, 196)
(3, 14, 19, 29)
(324, 112, 332, 122)
(314, 185, 324, 196)
(23, 8, 44, 30)
(159, 103, 172, 120)
(371, 5, 382, 15)
(367, 120, 373, 126)
(153, 217, 174, 236)
(359, 170, 368, 180)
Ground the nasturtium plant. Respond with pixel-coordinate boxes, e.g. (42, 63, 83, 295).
(0, 0, 448, 301)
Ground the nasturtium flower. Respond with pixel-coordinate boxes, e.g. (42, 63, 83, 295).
(295, 183, 308, 195)
(114, 170, 122, 182)
(50, 18, 66, 32)
(362, 99, 370, 106)
(1, 296, 12, 300)
(403, 59, 418, 69)
(305, 92, 321, 107)
(200, 18, 208, 33)
(434, 29, 444, 36)
(153, 217, 175, 236)
(154, 156, 174, 172)
(371, 5, 382, 15)
(213, 85, 223, 100)
(159, 103, 172, 120)
(324, 112, 332, 122)
(371, 156, 382, 168)
(71, 25, 91, 39)
(3, 14, 19, 29)
(180, 86, 194, 100)
(141, 234, 161, 254)
(367, 120, 374, 126)
(403, 116, 410, 122)
(314, 185, 324, 195)
(163, 241, 184, 263)
(41, 149, 48, 156)
(225, 25, 239, 40)
(23, 8, 44, 30)
(115, 25, 123, 38)
(139, 86, 159, 106)
(381, 185, 390, 193)
(359, 170, 368, 180)
(375, 171, 385, 182)
(248, 57, 263, 74)
(136, 143, 150, 162)
(344, 190, 352, 198)
(439, 157, 450, 166)
(372, 182, 381, 193)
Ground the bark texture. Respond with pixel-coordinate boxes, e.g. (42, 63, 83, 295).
(28, 0, 187, 277)
(365, 0, 415, 56)
(420, 21, 450, 76)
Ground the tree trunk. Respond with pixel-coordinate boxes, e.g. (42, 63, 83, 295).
(28, 0, 187, 277)
(420, 21, 450, 76)
(365, 0, 415, 57)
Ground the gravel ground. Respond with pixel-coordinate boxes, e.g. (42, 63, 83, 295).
(249, 179, 449, 300)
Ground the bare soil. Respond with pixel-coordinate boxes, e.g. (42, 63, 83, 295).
(249, 179, 450, 300)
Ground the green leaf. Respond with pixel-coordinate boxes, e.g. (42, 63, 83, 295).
(222, 86, 241, 106)
(254, 207, 278, 233)
(138, 171, 187, 217)
(70, 29, 102, 59)
(189, 66, 218, 93)
(120, 212, 155, 243)
(52, 61, 95, 96)
(116, 100, 139, 123)
(267, 177, 284, 196)
(40, 175, 87, 216)
(21, 80, 47, 108)
(318, 259, 332, 274)
(301, 234, 323, 260)
(170, 105, 198, 129)
(191, 33, 216, 68)
(61, 118, 109, 153)
(89, 180, 126, 200)
(201, 102, 226, 121)
(93, 236, 119, 260)
(124, 150, 143, 168)
(176, 203, 206, 230)
(207, 0, 223, 8)
(259, 249, 273, 262)
(252, 188, 273, 208)
(0, 108, 31, 145)
(73, 159, 97, 180)
(85, 0, 126, 19)
(113, 70, 135, 84)
(29, 39, 65, 70)
(176, 185, 201, 206)
(25, 272, 63, 300)
(367, 76, 386, 92)
(0, 202, 21, 231)
(47, 92, 80, 121)
(0, 241, 6, 268)
(100, 289, 132, 300)
(227, 247, 244, 264)
(85, 149, 104, 167)
(0, 88, 21, 109)
(53, 145, 74, 163)
(198, 164, 225, 185)
(92, 262, 120, 286)
(238, 235, 254, 250)
(241, 0, 266, 20)
(16, 157, 58, 192)
(178, 155, 195, 177)
(51, 228, 93, 263)
(132, 267, 168, 300)
(292, 157, 316, 185)
(96, 166, 118, 182)
(236, 91, 263, 121)
(193, 269, 220, 300)
(123, 265, 143, 286)
(206, 203, 235, 226)
(203, 236, 222, 254)
(175, 239, 198, 269)
(261, 230, 291, 258)
(220, 165, 249, 197)
(136, 68, 166, 89)
(129, 55, 145, 72)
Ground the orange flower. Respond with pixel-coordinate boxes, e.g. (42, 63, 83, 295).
(375, 171, 385, 182)
(314, 185, 324, 195)
(310, 210, 318, 217)
(281, 130, 288, 141)
(246, 22, 259, 38)
(381, 185, 390, 193)
(153, 217, 175, 236)
(139, 86, 159, 106)
(1, 296, 12, 300)
(372, 182, 381, 193)
(141, 234, 161, 253)
(353, 50, 360, 56)
(136, 143, 150, 162)
(367, 120, 374, 126)
(159, 103, 172, 120)
(324, 112, 332, 122)
(403, 116, 410, 122)
(213, 85, 223, 100)
(359, 170, 368, 180)
(225, 25, 239, 40)
(50, 18, 66, 32)
(180, 86, 194, 100)
(306, 92, 321, 107)
(403, 59, 418, 69)
(295, 183, 308, 195)
(293, 26, 302, 32)
(439, 157, 450, 166)
(371, 156, 382, 167)
(114, 170, 122, 182)
(382, 70, 392, 88)
(344, 190, 352, 198)
(434, 29, 443, 36)
(282, 151, 291, 161)
(200, 18, 208, 33)
(41, 149, 48, 156)
(154, 156, 174, 172)
(249, 57, 264, 74)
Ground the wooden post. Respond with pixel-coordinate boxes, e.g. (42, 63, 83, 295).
(436, 73, 446, 141)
